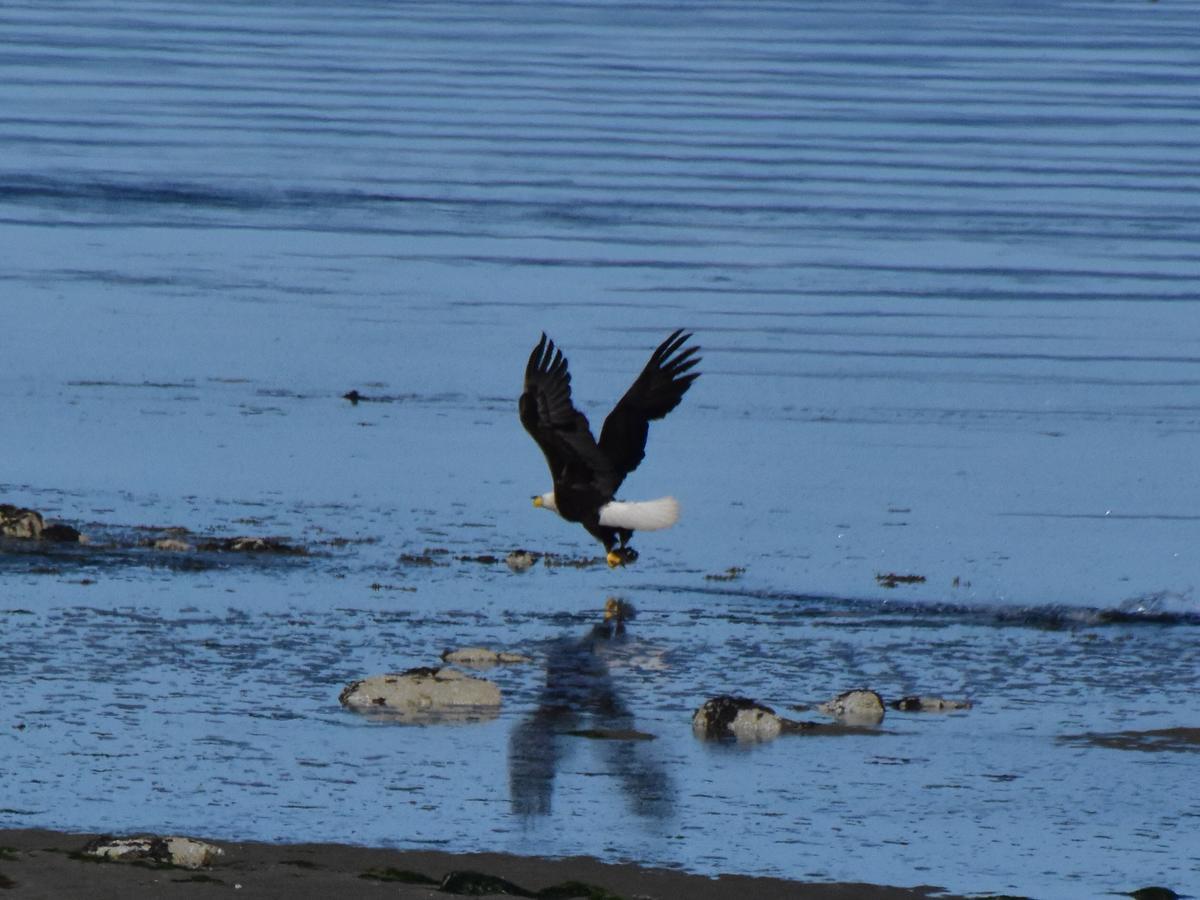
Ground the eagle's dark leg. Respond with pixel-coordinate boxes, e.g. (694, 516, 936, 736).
(616, 529, 638, 565)
(585, 522, 635, 568)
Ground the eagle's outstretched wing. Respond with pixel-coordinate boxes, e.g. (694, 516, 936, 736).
(519, 333, 619, 495)
(598, 329, 701, 488)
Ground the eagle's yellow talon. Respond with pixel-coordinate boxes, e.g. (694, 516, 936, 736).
(606, 550, 623, 568)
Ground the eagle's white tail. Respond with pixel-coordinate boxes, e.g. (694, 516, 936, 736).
(598, 496, 680, 531)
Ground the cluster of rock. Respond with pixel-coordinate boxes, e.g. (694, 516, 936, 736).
(80, 835, 223, 870)
(0, 504, 84, 543)
(143, 530, 306, 555)
(693, 688, 971, 742)
(340, 647, 529, 722)
(1, 507, 309, 558)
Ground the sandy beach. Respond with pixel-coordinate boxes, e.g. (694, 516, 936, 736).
(0, 829, 955, 899)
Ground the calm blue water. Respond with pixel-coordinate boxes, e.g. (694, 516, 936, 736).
(2, 2, 1199, 897)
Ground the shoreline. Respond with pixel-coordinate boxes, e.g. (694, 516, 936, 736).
(0, 828, 959, 899)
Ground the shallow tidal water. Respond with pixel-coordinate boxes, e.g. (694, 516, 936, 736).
(2, 2, 1200, 898)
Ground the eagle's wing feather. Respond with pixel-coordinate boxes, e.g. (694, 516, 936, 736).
(598, 329, 701, 486)
(520, 333, 619, 495)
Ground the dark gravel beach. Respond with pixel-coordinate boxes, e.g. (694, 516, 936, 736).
(0, 829, 954, 899)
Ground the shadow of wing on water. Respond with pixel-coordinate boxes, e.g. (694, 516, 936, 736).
(508, 604, 673, 820)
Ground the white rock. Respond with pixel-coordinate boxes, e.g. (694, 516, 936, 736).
(505, 550, 536, 572)
(340, 666, 501, 719)
(818, 689, 886, 725)
(81, 836, 223, 869)
(0, 505, 44, 539)
(692, 696, 784, 742)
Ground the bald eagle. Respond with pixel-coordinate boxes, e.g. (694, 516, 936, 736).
(519, 329, 701, 567)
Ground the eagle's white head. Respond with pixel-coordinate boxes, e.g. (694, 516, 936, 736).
(532, 491, 558, 512)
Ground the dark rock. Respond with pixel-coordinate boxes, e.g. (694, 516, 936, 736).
(1129, 888, 1180, 900)
(876, 572, 926, 588)
(41, 523, 83, 543)
(439, 870, 535, 896)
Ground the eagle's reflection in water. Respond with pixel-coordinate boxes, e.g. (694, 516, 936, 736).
(508, 600, 674, 820)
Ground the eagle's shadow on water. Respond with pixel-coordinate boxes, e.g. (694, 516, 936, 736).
(507, 602, 674, 821)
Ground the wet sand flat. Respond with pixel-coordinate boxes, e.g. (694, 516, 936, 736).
(0, 829, 951, 900)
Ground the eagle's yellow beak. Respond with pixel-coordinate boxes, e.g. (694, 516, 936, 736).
(532, 495, 543, 508)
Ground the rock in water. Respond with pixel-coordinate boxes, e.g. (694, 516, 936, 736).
(440, 647, 531, 666)
(340, 667, 501, 719)
(890, 695, 972, 712)
(41, 523, 83, 543)
(505, 549, 537, 571)
(80, 836, 223, 869)
(153, 537, 195, 552)
(197, 536, 306, 555)
(692, 695, 783, 742)
(0, 505, 44, 539)
(818, 689, 886, 725)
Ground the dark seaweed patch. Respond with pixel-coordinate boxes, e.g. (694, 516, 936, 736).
(876, 572, 926, 588)
(1059, 727, 1200, 754)
(359, 867, 439, 884)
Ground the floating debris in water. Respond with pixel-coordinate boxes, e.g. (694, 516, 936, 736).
(704, 566, 746, 581)
(876, 572, 926, 589)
